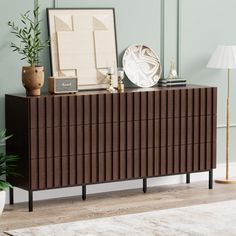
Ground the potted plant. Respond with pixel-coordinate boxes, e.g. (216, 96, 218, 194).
(8, 2, 49, 96)
(0, 129, 18, 215)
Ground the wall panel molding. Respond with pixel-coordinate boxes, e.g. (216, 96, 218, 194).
(54, 0, 58, 7)
(160, 0, 165, 79)
(177, 0, 181, 77)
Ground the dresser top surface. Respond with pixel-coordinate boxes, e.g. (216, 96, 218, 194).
(6, 84, 216, 98)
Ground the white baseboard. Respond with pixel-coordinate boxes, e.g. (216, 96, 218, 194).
(5, 162, 235, 204)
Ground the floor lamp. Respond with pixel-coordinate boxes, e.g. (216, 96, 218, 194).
(207, 45, 236, 184)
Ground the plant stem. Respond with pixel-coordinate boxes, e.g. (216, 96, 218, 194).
(34, 0, 39, 65)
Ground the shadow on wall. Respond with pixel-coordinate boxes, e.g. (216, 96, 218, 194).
(0, 96, 5, 128)
(118, 48, 136, 88)
(0, 23, 8, 127)
(183, 55, 209, 78)
(0, 38, 10, 53)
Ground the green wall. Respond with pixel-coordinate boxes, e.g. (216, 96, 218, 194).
(1, 0, 236, 163)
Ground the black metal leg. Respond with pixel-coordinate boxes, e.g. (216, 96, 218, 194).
(28, 191, 33, 212)
(9, 188, 14, 205)
(82, 185, 86, 201)
(186, 173, 190, 184)
(209, 169, 213, 189)
(143, 178, 147, 193)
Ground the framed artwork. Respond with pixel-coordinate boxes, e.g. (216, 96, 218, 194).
(47, 8, 118, 90)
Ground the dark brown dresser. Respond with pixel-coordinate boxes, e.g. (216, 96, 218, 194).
(5, 85, 217, 211)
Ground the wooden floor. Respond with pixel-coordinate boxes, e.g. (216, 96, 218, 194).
(1, 181, 236, 235)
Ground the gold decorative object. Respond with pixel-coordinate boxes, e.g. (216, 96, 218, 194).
(117, 68, 125, 93)
(158, 60, 186, 87)
(167, 60, 178, 79)
(207, 45, 236, 184)
(107, 68, 116, 93)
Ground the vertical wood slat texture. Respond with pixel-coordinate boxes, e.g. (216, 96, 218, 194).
(127, 93, 134, 179)
(38, 98, 45, 189)
(154, 148, 160, 176)
(140, 92, 147, 177)
(46, 98, 52, 188)
(113, 94, 119, 181)
(22, 86, 217, 190)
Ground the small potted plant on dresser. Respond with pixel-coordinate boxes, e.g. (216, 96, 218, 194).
(8, 2, 49, 96)
(0, 129, 18, 215)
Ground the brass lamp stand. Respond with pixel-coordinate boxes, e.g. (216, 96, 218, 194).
(207, 45, 236, 184)
(215, 69, 236, 184)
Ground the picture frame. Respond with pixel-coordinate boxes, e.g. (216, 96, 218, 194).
(47, 8, 118, 90)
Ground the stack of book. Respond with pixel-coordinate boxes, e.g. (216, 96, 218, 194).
(158, 78, 187, 87)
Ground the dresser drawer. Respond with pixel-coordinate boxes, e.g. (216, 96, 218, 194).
(28, 87, 217, 129)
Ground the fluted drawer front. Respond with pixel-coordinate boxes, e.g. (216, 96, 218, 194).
(30, 141, 216, 190)
(29, 115, 216, 160)
(31, 155, 82, 190)
(27, 87, 217, 190)
(29, 87, 217, 129)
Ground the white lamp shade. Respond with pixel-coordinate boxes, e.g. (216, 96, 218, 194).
(207, 45, 236, 69)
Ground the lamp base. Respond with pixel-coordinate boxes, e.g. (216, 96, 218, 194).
(215, 178, 236, 184)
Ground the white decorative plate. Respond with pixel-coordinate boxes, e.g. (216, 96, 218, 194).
(122, 44, 161, 88)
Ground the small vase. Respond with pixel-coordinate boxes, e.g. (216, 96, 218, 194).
(0, 190, 6, 216)
(22, 66, 45, 96)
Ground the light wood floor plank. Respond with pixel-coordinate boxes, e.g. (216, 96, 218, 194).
(1, 182, 236, 235)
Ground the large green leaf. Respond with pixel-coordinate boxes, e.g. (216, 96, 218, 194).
(0, 129, 20, 188)
(0, 180, 12, 190)
(0, 129, 13, 146)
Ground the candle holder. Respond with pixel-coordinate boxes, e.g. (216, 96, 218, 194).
(107, 68, 116, 93)
(117, 68, 125, 93)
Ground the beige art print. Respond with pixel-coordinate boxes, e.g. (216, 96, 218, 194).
(47, 9, 118, 90)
